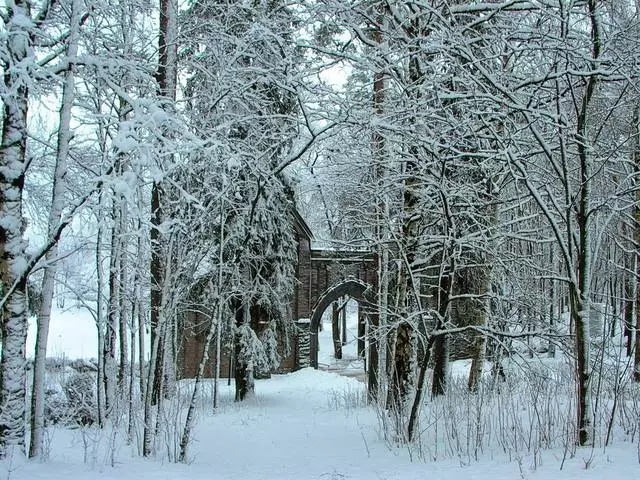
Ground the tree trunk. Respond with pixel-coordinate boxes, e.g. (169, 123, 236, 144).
(118, 193, 129, 388)
(95, 197, 106, 427)
(234, 301, 255, 402)
(408, 334, 436, 442)
(150, 0, 178, 406)
(341, 299, 347, 345)
(389, 322, 412, 412)
(127, 287, 136, 443)
(179, 311, 217, 462)
(0, 0, 32, 458)
(332, 301, 342, 359)
(104, 198, 120, 416)
(143, 236, 175, 457)
(632, 105, 640, 379)
(29, 0, 82, 458)
(431, 272, 451, 398)
(357, 306, 365, 359)
(133, 211, 146, 398)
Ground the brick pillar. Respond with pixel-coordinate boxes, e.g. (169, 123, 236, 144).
(297, 319, 311, 368)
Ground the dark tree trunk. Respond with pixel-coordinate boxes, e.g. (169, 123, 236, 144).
(357, 306, 365, 358)
(431, 272, 451, 398)
(389, 322, 412, 410)
(233, 301, 255, 402)
(341, 300, 347, 345)
(367, 312, 379, 401)
(150, 0, 178, 406)
(332, 301, 342, 359)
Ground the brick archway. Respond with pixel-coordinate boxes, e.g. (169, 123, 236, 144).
(178, 210, 380, 387)
(308, 280, 375, 369)
(291, 212, 379, 391)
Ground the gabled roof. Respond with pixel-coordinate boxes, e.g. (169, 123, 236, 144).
(293, 208, 314, 240)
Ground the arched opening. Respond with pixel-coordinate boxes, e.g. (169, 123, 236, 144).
(309, 280, 375, 370)
(316, 297, 360, 369)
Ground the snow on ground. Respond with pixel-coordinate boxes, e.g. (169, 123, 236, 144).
(317, 299, 365, 378)
(2, 367, 639, 480)
(7, 300, 638, 479)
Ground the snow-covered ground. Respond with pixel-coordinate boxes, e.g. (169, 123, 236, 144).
(6, 301, 638, 480)
(2, 367, 638, 480)
(317, 299, 365, 378)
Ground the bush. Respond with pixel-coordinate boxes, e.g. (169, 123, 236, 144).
(63, 373, 97, 426)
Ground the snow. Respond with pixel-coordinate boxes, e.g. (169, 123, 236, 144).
(317, 299, 365, 377)
(2, 367, 639, 480)
(6, 304, 638, 479)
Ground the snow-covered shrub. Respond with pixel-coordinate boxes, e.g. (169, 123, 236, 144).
(256, 323, 280, 379)
(44, 385, 68, 425)
(236, 323, 269, 383)
(45, 356, 70, 372)
(69, 358, 98, 373)
(63, 372, 97, 426)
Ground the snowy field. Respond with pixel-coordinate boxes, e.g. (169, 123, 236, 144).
(3, 304, 638, 480)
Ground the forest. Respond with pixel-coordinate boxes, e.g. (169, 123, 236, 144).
(1, 0, 640, 475)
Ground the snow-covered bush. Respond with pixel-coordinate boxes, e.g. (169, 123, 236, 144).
(44, 385, 68, 425)
(256, 323, 281, 379)
(69, 358, 98, 373)
(63, 372, 97, 426)
(236, 323, 269, 384)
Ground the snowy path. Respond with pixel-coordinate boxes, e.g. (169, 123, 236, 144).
(3, 368, 639, 480)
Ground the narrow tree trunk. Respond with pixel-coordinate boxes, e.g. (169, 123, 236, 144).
(632, 105, 640, 379)
(127, 286, 136, 443)
(143, 237, 174, 457)
(332, 301, 342, 359)
(548, 247, 557, 358)
(357, 306, 365, 359)
(179, 311, 218, 462)
(135, 217, 146, 398)
(213, 303, 223, 410)
(234, 302, 255, 401)
(624, 265, 634, 358)
(370, 5, 387, 403)
(408, 334, 436, 442)
(118, 192, 129, 388)
(467, 264, 491, 393)
(571, 0, 599, 446)
(95, 199, 106, 427)
(104, 196, 121, 415)
(28, 0, 82, 458)
(150, 0, 178, 406)
(341, 299, 347, 345)
(213, 201, 225, 410)
(431, 272, 451, 398)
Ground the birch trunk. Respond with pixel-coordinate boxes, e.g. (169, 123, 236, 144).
(0, 0, 32, 458)
(104, 195, 121, 415)
(178, 311, 217, 462)
(95, 197, 106, 427)
(632, 105, 640, 380)
(28, 0, 82, 458)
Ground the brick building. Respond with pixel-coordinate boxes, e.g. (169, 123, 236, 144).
(178, 210, 379, 379)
